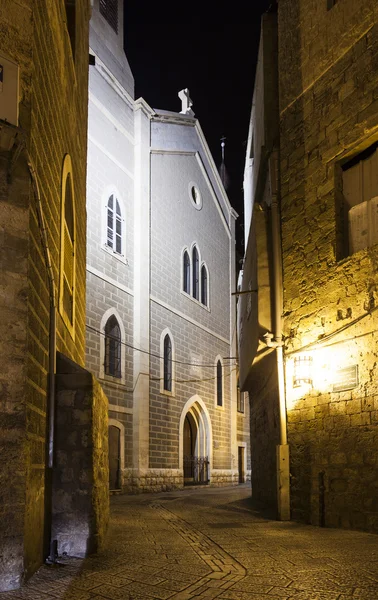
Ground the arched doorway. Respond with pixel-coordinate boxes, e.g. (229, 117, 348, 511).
(180, 395, 212, 486)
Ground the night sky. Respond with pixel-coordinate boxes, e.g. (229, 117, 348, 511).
(124, 4, 272, 251)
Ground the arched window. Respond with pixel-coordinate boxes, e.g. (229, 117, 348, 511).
(104, 315, 121, 378)
(60, 155, 75, 335)
(216, 360, 223, 407)
(201, 264, 208, 306)
(192, 245, 199, 300)
(100, 0, 118, 33)
(163, 334, 172, 392)
(183, 250, 190, 294)
(107, 194, 123, 255)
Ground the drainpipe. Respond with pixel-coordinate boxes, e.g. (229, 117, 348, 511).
(6, 127, 57, 558)
(25, 151, 57, 558)
(266, 149, 290, 521)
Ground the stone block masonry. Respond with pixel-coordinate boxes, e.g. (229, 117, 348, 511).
(278, 0, 378, 531)
(52, 360, 109, 557)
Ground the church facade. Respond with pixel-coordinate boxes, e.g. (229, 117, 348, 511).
(86, 0, 250, 492)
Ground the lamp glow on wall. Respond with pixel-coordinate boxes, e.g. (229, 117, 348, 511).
(293, 354, 313, 387)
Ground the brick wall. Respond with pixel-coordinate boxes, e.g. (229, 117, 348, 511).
(279, 0, 378, 530)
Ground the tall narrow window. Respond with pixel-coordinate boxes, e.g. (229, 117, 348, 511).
(183, 250, 190, 293)
(105, 316, 121, 378)
(99, 0, 118, 33)
(106, 194, 123, 255)
(201, 264, 208, 306)
(192, 245, 199, 300)
(164, 334, 172, 392)
(60, 155, 75, 335)
(216, 360, 223, 407)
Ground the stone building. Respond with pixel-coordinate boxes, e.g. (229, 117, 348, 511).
(86, 0, 251, 493)
(239, 0, 378, 532)
(0, 1, 108, 591)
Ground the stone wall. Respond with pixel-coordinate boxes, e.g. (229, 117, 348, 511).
(52, 361, 109, 557)
(279, 0, 378, 530)
(0, 0, 90, 589)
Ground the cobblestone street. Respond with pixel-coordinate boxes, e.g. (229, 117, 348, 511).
(3, 484, 378, 600)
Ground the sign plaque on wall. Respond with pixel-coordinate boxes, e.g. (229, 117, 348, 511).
(332, 364, 359, 392)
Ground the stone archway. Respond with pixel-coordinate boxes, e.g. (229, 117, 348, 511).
(179, 395, 213, 485)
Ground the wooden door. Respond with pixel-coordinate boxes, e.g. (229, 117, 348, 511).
(238, 446, 245, 483)
(108, 425, 121, 490)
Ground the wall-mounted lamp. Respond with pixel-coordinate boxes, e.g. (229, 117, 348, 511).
(293, 355, 313, 387)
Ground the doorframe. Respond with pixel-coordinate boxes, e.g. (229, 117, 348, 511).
(237, 441, 247, 483)
(179, 395, 213, 479)
(108, 418, 125, 489)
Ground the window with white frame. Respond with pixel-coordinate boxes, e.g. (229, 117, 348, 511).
(106, 193, 124, 256)
(342, 142, 378, 256)
(182, 244, 209, 307)
(183, 250, 190, 294)
(99, 0, 118, 33)
(160, 329, 175, 395)
(216, 359, 223, 407)
(192, 245, 199, 300)
(164, 334, 172, 392)
(59, 154, 75, 336)
(201, 264, 208, 307)
(104, 315, 121, 378)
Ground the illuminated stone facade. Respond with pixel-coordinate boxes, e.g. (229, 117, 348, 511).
(86, 0, 250, 494)
(239, 0, 378, 531)
(0, 1, 108, 591)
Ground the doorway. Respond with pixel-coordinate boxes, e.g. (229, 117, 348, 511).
(108, 425, 121, 490)
(238, 446, 245, 484)
(181, 396, 211, 486)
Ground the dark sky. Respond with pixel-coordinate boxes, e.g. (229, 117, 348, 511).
(124, 6, 272, 250)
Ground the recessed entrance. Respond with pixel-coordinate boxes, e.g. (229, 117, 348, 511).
(238, 446, 245, 484)
(180, 396, 211, 486)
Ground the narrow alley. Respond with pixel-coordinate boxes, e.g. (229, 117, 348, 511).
(2, 485, 378, 600)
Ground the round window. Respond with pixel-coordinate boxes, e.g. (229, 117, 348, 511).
(188, 183, 202, 209)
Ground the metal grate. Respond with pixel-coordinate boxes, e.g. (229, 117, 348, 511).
(100, 0, 118, 33)
(184, 456, 209, 485)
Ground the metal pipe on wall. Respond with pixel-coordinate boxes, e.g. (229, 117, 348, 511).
(269, 150, 290, 520)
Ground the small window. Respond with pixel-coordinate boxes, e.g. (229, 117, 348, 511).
(216, 360, 223, 407)
(188, 182, 202, 209)
(237, 386, 246, 414)
(201, 264, 208, 306)
(64, 0, 76, 58)
(106, 194, 124, 256)
(105, 315, 121, 378)
(192, 245, 199, 300)
(341, 142, 378, 256)
(183, 250, 190, 294)
(163, 334, 172, 392)
(59, 155, 75, 335)
(99, 0, 118, 33)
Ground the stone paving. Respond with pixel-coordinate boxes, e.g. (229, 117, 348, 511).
(2, 484, 378, 600)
